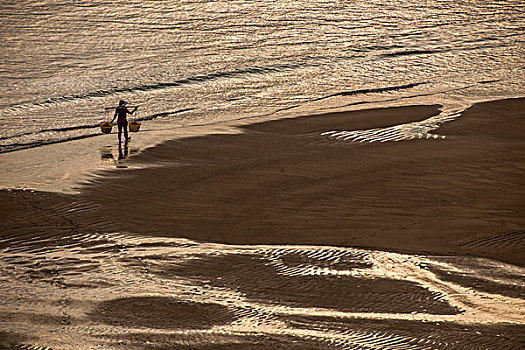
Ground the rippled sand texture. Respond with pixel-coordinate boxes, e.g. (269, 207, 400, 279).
(0, 235, 523, 349)
(1, 100, 524, 349)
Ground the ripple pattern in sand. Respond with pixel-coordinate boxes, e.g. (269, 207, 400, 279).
(0, 232, 524, 349)
(321, 110, 461, 143)
(461, 230, 525, 251)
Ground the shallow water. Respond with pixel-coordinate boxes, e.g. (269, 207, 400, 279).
(1, 0, 524, 153)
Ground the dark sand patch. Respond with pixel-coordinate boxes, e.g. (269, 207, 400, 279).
(154, 253, 460, 315)
(244, 104, 442, 134)
(0, 331, 26, 350)
(286, 316, 525, 350)
(91, 297, 236, 330)
(0, 311, 75, 327)
(101, 332, 338, 350)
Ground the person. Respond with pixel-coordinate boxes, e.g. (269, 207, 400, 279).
(111, 100, 138, 142)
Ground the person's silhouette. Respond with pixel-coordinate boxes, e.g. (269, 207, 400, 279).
(111, 100, 137, 143)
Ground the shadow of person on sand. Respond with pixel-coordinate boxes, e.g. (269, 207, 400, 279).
(116, 140, 129, 168)
(118, 140, 129, 160)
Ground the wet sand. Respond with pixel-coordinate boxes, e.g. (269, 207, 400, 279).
(80, 99, 523, 265)
(0, 99, 524, 349)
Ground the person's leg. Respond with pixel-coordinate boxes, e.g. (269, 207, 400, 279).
(124, 123, 129, 140)
(118, 124, 123, 143)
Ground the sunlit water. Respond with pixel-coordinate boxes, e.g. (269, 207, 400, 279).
(1, 0, 524, 153)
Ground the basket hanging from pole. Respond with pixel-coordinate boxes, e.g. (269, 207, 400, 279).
(128, 121, 141, 132)
(100, 122, 113, 134)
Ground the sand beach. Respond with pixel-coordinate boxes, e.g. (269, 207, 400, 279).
(0, 98, 524, 349)
(2, 0, 525, 347)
